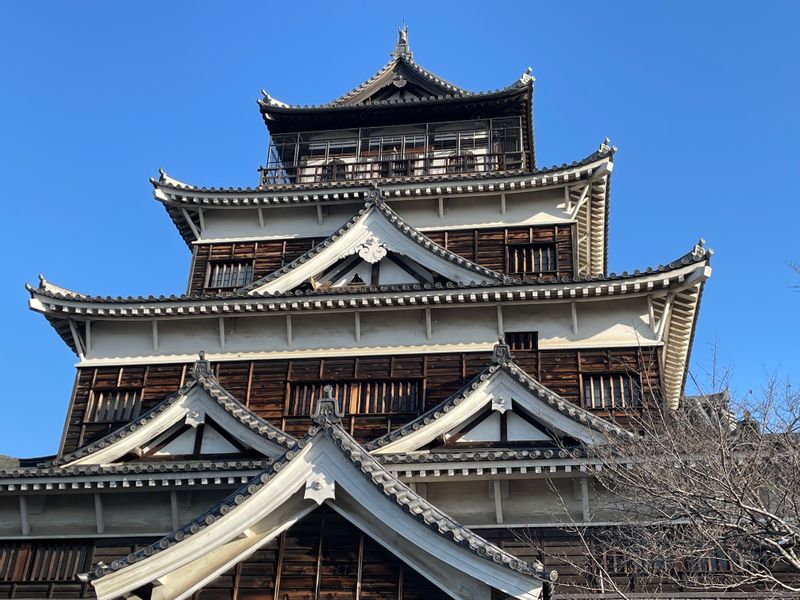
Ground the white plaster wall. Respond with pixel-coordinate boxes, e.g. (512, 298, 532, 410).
(0, 495, 22, 536)
(78, 296, 660, 365)
(27, 494, 95, 536)
(424, 480, 496, 526)
(88, 321, 152, 360)
(504, 297, 656, 348)
(196, 187, 571, 243)
(102, 491, 173, 534)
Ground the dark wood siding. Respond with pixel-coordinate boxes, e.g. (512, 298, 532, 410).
(61, 347, 660, 455)
(188, 224, 575, 294)
(0, 511, 451, 600)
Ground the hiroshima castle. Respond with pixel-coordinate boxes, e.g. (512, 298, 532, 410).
(1, 28, 713, 600)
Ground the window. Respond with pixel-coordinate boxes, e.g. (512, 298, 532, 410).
(86, 388, 142, 422)
(582, 373, 642, 409)
(506, 243, 557, 274)
(321, 159, 347, 182)
(206, 261, 254, 289)
(506, 331, 538, 351)
(446, 152, 476, 174)
(0, 542, 91, 582)
(287, 380, 420, 416)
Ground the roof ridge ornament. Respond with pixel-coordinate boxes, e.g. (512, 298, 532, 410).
(192, 351, 212, 377)
(391, 23, 412, 60)
(519, 66, 535, 85)
(492, 337, 513, 365)
(311, 385, 344, 425)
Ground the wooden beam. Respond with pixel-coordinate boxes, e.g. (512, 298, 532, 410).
(180, 207, 201, 240)
(218, 317, 226, 349)
(496, 305, 504, 337)
(169, 491, 180, 530)
(647, 295, 656, 334)
(257, 207, 265, 228)
(580, 478, 590, 522)
(424, 308, 432, 341)
(152, 320, 159, 352)
(19, 496, 30, 536)
(569, 183, 591, 219)
(84, 320, 92, 354)
(67, 319, 85, 359)
(286, 314, 293, 345)
(197, 208, 205, 233)
(437, 197, 445, 219)
(354, 311, 361, 342)
(492, 480, 504, 524)
(500, 192, 507, 215)
(316, 205, 324, 225)
(655, 293, 675, 339)
(94, 493, 105, 534)
(571, 302, 578, 335)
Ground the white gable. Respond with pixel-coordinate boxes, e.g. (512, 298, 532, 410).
(89, 429, 543, 600)
(62, 378, 290, 466)
(371, 364, 622, 454)
(247, 202, 504, 295)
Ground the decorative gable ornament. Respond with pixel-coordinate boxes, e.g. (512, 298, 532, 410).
(349, 236, 388, 264)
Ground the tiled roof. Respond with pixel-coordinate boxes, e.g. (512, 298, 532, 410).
(86, 406, 550, 583)
(29, 243, 710, 307)
(365, 348, 631, 452)
(51, 358, 295, 467)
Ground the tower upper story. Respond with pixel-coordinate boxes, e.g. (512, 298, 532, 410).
(258, 27, 535, 187)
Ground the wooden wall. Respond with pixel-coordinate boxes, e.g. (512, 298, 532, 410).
(188, 224, 575, 294)
(0, 510, 451, 600)
(61, 348, 660, 455)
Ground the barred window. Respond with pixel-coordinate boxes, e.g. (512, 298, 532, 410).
(506, 331, 538, 351)
(287, 380, 420, 416)
(582, 373, 641, 409)
(87, 388, 142, 422)
(0, 542, 91, 582)
(506, 243, 557, 274)
(206, 261, 254, 289)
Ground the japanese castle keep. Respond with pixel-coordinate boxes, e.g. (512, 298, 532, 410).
(2, 29, 712, 600)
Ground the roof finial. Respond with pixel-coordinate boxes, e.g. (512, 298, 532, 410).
(193, 351, 212, 376)
(492, 337, 513, 365)
(311, 385, 344, 425)
(392, 22, 412, 60)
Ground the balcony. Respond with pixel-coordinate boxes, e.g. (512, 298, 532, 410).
(259, 117, 526, 186)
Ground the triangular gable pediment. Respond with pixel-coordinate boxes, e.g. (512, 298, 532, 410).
(368, 349, 631, 455)
(60, 360, 295, 467)
(246, 197, 509, 295)
(87, 412, 544, 600)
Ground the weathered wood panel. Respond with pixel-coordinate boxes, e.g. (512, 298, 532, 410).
(188, 225, 575, 294)
(61, 347, 660, 455)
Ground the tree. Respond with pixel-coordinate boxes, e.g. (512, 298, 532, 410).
(549, 369, 800, 598)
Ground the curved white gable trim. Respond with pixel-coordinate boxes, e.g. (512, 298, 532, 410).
(63, 383, 287, 466)
(248, 203, 503, 295)
(372, 367, 613, 454)
(90, 433, 542, 600)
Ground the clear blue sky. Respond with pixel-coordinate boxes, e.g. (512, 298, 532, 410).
(1, 2, 798, 457)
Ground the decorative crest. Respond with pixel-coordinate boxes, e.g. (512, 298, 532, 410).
(311, 385, 344, 425)
(192, 351, 212, 377)
(391, 23, 412, 60)
(349, 235, 388, 264)
(492, 337, 513, 365)
(365, 184, 384, 204)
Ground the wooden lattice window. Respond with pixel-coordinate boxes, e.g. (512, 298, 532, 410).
(506, 331, 538, 351)
(582, 373, 642, 410)
(287, 380, 420, 416)
(206, 261, 254, 289)
(321, 159, 347, 182)
(506, 243, 557, 274)
(0, 542, 91, 582)
(86, 388, 142, 422)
